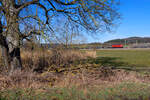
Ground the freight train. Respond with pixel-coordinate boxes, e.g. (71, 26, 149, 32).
(112, 44, 124, 48)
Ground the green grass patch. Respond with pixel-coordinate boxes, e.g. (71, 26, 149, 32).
(95, 49, 150, 71)
(0, 82, 150, 100)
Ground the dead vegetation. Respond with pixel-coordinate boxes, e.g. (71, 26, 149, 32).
(0, 48, 150, 100)
(0, 67, 150, 91)
(21, 49, 97, 72)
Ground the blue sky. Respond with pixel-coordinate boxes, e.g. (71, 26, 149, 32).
(88, 0, 150, 43)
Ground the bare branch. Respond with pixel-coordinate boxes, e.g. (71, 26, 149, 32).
(19, 15, 39, 21)
(54, 0, 78, 5)
(47, 0, 56, 9)
(21, 29, 41, 39)
(35, 3, 49, 24)
(18, 1, 50, 24)
(17, 0, 38, 11)
(17, 0, 78, 25)
(47, 8, 75, 14)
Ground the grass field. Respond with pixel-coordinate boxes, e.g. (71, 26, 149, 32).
(95, 49, 150, 72)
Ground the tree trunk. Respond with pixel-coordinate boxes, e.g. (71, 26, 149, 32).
(5, 29, 23, 73)
(9, 47, 22, 73)
(0, 1, 22, 73)
(1, 36, 22, 73)
(1, 46, 9, 70)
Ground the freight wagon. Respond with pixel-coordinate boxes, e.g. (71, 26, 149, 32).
(112, 44, 123, 48)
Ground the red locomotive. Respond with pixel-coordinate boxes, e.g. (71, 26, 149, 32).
(112, 44, 123, 48)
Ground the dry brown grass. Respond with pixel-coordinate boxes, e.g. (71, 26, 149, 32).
(0, 67, 150, 91)
(54, 68, 150, 89)
(21, 49, 96, 72)
(0, 49, 150, 91)
(1, 49, 150, 100)
(84, 50, 97, 58)
(21, 50, 51, 71)
(0, 70, 57, 90)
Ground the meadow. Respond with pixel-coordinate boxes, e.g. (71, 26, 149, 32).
(0, 48, 150, 100)
(95, 49, 150, 73)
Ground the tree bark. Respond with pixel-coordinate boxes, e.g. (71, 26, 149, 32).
(0, 34, 22, 73)
(5, 23, 22, 73)
(0, 31, 22, 73)
(0, 0, 22, 73)
(8, 47, 22, 73)
(1, 46, 9, 69)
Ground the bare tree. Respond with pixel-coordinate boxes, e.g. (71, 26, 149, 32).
(52, 18, 80, 48)
(0, 0, 120, 72)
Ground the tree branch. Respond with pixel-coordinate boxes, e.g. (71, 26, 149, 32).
(17, 0, 38, 11)
(35, 3, 49, 24)
(21, 29, 41, 39)
(18, 1, 49, 24)
(47, 8, 76, 14)
(47, 0, 56, 9)
(54, 0, 78, 5)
